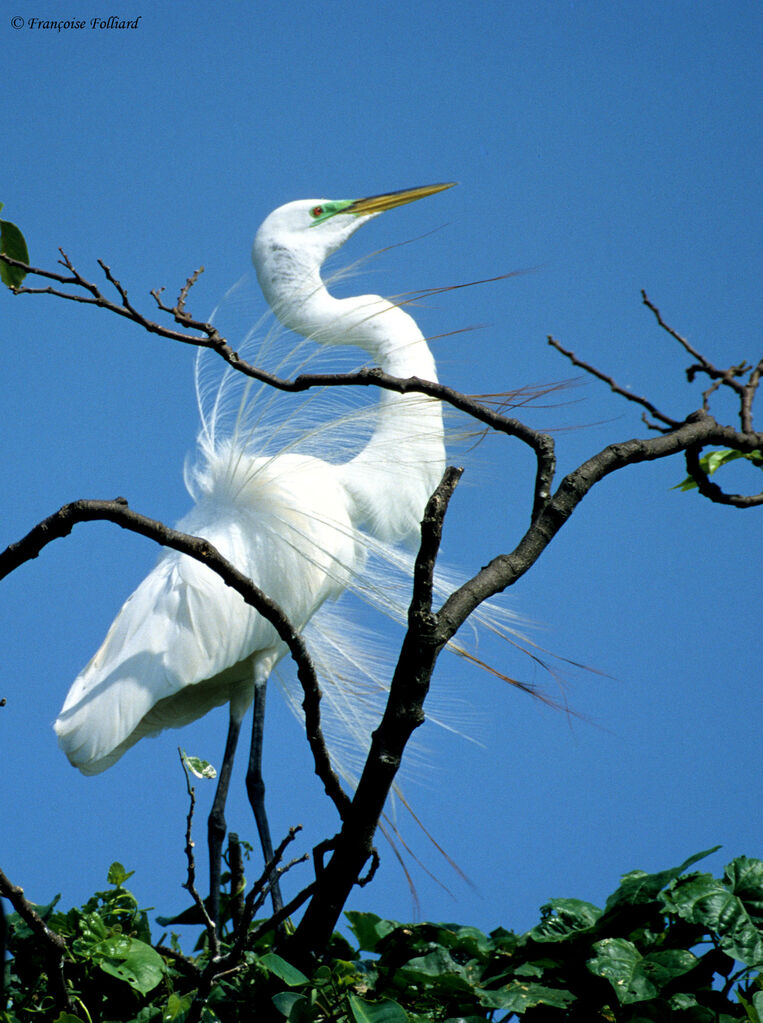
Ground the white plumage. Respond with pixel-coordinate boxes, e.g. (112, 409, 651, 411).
(55, 452, 365, 773)
(54, 184, 462, 917)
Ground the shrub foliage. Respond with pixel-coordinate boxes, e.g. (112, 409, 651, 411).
(2, 849, 761, 1022)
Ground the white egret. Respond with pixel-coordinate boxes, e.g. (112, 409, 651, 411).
(54, 183, 463, 920)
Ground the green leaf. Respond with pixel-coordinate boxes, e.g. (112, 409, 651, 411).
(603, 846, 720, 913)
(587, 938, 697, 1006)
(434, 923, 490, 958)
(272, 991, 306, 1018)
(0, 216, 29, 288)
(662, 866, 763, 967)
(199, 1008, 223, 1023)
(587, 937, 651, 1004)
(528, 898, 602, 942)
(79, 910, 109, 941)
(398, 948, 481, 991)
(107, 861, 135, 886)
(670, 993, 700, 1010)
(163, 992, 194, 1020)
(94, 935, 165, 995)
(260, 951, 309, 986)
(750, 990, 763, 1022)
(476, 981, 576, 1011)
(725, 856, 763, 921)
(181, 750, 218, 779)
(347, 993, 408, 1023)
(346, 911, 401, 952)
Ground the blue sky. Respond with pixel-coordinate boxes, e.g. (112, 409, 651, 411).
(2, 0, 760, 944)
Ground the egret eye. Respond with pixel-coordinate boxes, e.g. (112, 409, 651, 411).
(310, 206, 324, 219)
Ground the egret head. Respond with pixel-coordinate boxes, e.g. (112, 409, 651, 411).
(252, 183, 456, 278)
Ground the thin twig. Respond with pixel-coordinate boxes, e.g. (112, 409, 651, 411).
(741, 357, 763, 434)
(176, 266, 205, 314)
(641, 290, 717, 370)
(179, 749, 219, 956)
(641, 290, 760, 430)
(229, 826, 306, 956)
(185, 835, 315, 1023)
(1, 251, 554, 465)
(547, 334, 679, 429)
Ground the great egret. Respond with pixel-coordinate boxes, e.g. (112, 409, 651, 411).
(54, 183, 461, 921)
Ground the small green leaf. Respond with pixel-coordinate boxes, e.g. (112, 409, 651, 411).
(199, 1008, 223, 1023)
(750, 990, 763, 1022)
(401, 947, 462, 978)
(107, 861, 135, 886)
(163, 992, 194, 1020)
(0, 216, 30, 288)
(182, 750, 218, 779)
(670, 993, 700, 1010)
(725, 856, 763, 918)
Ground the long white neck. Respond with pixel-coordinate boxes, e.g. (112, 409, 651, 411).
(256, 256, 446, 544)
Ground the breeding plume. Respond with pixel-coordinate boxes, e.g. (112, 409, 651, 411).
(54, 183, 457, 916)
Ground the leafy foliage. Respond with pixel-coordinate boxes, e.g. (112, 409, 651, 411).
(2, 850, 761, 1022)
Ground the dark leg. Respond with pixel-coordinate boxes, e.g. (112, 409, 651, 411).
(245, 675, 284, 916)
(208, 712, 243, 927)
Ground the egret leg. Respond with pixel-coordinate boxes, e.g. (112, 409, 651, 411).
(207, 712, 243, 927)
(246, 675, 284, 916)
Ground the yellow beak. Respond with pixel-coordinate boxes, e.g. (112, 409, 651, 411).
(344, 182, 456, 217)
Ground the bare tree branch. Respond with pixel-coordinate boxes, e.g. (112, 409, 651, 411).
(641, 290, 761, 433)
(436, 411, 763, 639)
(289, 467, 462, 961)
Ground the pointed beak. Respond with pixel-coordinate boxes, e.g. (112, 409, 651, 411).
(344, 182, 456, 217)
